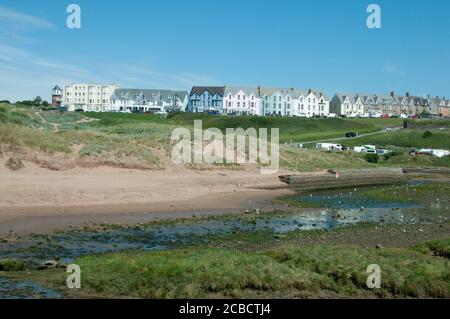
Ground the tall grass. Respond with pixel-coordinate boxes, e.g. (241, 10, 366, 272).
(76, 239, 450, 298)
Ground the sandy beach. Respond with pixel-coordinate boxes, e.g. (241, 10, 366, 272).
(0, 163, 292, 233)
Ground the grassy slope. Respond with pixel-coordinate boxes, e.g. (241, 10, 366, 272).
(84, 112, 381, 143)
(1, 103, 449, 171)
(75, 240, 450, 298)
(345, 129, 450, 150)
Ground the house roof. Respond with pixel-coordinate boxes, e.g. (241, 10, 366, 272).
(190, 86, 226, 97)
(111, 89, 188, 103)
(53, 85, 62, 91)
(259, 87, 327, 99)
(224, 86, 259, 96)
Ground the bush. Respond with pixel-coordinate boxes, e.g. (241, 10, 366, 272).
(365, 153, 379, 163)
(422, 130, 433, 138)
(0, 258, 25, 271)
(6, 157, 24, 171)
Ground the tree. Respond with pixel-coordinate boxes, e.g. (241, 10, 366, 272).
(34, 96, 43, 106)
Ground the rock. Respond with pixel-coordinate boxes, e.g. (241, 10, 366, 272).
(42, 260, 58, 269)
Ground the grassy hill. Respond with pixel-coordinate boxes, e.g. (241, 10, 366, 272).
(1, 102, 449, 171)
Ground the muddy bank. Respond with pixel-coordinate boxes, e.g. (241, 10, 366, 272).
(279, 168, 405, 191)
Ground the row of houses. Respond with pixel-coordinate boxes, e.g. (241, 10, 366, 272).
(52, 84, 450, 117)
(53, 84, 189, 113)
(330, 92, 449, 117)
(189, 86, 329, 117)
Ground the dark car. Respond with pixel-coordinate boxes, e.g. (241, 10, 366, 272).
(345, 132, 358, 138)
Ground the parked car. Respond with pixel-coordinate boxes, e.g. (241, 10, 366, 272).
(345, 132, 358, 138)
(354, 145, 377, 154)
(377, 149, 392, 155)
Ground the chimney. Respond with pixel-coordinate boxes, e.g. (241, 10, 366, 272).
(406, 92, 410, 97)
(257, 86, 261, 96)
(308, 89, 312, 94)
(390, 91, 394, 97)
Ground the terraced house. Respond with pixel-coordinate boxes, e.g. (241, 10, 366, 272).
(433, 96, 450, 117)
(189, 86, 330, 117)
(110, 89, 189, 113)
(260, 88, 329, 117)
(189, 86, 226, 113)
(330, 92, 439, 117)
(223, 87, 261, 115)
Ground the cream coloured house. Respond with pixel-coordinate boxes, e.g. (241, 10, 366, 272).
(63, 83, 119, 112)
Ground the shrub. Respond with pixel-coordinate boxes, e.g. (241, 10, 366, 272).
(6, 157, 24, 171)
(0, 258, 25, 271)
(422, 130, 433, 138)
(365, 153, 379, 163)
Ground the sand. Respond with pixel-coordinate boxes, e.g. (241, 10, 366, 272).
(0, 163, 292, 234)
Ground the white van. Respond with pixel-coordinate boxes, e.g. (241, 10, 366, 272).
(316, 143, 343, 151)
(354, 145, 377, 154)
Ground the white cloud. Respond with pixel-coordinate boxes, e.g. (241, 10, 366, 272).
(32, 60, 90, 75)
(117, 64, 220, 90)
(0, 5, 54, 30)
(383, 62, 398, 73)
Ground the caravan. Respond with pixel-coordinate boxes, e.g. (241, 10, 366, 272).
(354, 145, 377, 154)
(316, 143, 344, 151)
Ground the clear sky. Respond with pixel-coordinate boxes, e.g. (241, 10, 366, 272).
(0, 0, 449, 102)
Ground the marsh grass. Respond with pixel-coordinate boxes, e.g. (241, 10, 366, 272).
(362, 183, 450, 204)
(76, 240, 450, 298)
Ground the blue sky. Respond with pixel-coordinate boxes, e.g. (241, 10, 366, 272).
(0, 0, 449, 101)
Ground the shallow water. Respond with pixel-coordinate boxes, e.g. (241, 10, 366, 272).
(0, 278, 61, 299)
(0, 187, 448, 265)
(0, 182, 449, 298)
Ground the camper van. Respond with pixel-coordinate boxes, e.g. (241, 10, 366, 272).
(316, 143, 343, 151)
(354, 145, 377, 154)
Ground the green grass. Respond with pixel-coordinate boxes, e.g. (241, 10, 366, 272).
(75, 240, 450, 298)
(413, 239, 450, 258)
(1, 103, 449, 170)
(0, 258, 25, 272)
(346, 129, 450, 150)
(85, 112, 381, 143)
(281, 147, 373, 172)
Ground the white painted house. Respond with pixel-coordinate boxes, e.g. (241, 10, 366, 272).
(63, 83, 119, 112)
(260, 88, 329, 117)
(223, 87, 261, 115)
